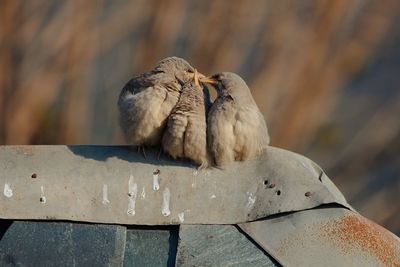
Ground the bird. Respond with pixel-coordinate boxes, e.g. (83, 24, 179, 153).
(200, 72, 270, 166)
(118, 57, 199, 156)
(162, 69, 211, 168)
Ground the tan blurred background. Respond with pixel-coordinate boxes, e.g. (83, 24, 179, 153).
(0, 0, 399, 234)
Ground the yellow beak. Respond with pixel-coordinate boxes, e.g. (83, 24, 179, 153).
(199, 76, 217, 85)
(194, 69, 200, 86)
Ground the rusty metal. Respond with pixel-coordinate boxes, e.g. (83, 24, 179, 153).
(240, 207, 400, 266)
(0, 145, 351, 225)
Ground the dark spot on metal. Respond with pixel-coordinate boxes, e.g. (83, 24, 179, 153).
(318, 171, 323, 182)
(276, 190, 281, 196)
(39, 197, 45, 203)
(31, 173, 37, 178)
(263, 180, 269, 185)
(153, 169, 160, 175)
(305, 192, 311, 197)
(268, 183, 276, 189)
(128, 193, 132, 197)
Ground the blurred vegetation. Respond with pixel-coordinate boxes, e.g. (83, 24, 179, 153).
(0, 0, 399, 234)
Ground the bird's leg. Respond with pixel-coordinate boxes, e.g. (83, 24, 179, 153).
(137, 145, 147, 159)
(157, 147, 163, 160)
(197, 161, 208, 171)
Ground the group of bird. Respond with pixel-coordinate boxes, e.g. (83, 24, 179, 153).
(118, 57, 270, 168)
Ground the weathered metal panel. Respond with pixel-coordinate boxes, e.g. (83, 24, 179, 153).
(0, 145, 351, 225)
(0, 221, 126, 267)
(176, 224, 279, 266)
(240, 207, 400, 267)
(123, 227, 178, 267)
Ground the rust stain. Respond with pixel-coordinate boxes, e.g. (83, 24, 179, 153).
(322, 213, 400, 266)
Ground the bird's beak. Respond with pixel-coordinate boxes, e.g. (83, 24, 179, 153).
(199, 76, 217, 85)
(194, 69, 200, 86)
(189, 70, 205, 79)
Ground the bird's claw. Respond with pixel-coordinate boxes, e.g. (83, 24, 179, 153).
(137, 145, 147, 159)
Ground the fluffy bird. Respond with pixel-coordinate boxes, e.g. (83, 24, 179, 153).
(162, 70, 211, 168)
(118, 57, 197, 152)
(201, 72, 270, 166)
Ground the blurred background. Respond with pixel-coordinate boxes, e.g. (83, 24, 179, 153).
(0, 0, 399, 234)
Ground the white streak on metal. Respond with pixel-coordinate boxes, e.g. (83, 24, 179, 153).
(3, 183, 13, 198)
(246, 192, 256, 209)
(102, 184, 110, 205)
(191, 176, 196, 188)
(162, 188, 171, 217)
(40, 185, 47, 204)
(210, 194, 217, 199)
(127, 175, 138, 216)
(152, 173, 160, 191)
(178, 212, 185, 223)
(192, 170, 198, 176)
(140, 187, 146, 199)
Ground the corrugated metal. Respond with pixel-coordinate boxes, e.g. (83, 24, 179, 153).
(0, 145, 350, 224)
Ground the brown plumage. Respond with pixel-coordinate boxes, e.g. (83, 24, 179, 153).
(162, 71, 211, 168)
(202, 72, 270, 166)
(118, 57, 195, 147)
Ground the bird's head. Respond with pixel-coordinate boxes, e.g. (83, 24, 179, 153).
(155, 57, 204, 85)
(200, 72, 250, 97)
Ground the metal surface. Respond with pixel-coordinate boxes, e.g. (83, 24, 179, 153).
(0, 221, 178, 267)
(0, 145, 351, 225)
(0, 221, 127, 267)
(240, 206, 400, 267)
(176, 224, 278, 266)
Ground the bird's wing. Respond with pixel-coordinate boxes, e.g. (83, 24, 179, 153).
(162, 108, 188, 159)
(207, 98, 237, 166)
(232, 106, 267, 160)
(182, 87, 209, 167)
(119, 82, 175, 146)
(121, 70, 166, 95)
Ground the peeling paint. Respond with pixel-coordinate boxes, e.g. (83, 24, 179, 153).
(102, 184, 110, 205)
(127, 175, 138, 216)
(162, 188, 171, 217)
(3, 183, 13, 198)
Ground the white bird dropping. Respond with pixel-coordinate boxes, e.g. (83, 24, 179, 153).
(3, 183, 13, 198)
(162, 188, 171, 216)
(102, 184, 110, 205)
(40, 185, 46, 204)
(178, 212, 185, 223)
(127, 175, 138, 216)
(153, 170, 160, 191)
